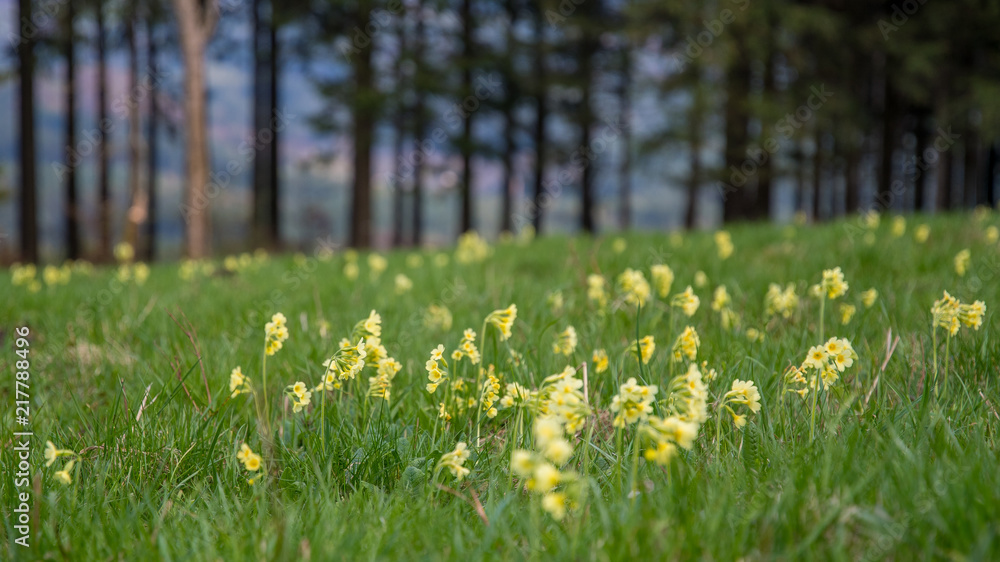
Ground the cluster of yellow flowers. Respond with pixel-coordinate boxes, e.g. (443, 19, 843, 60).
(535, 367, 590, 433)
(11, 263, 42, 292)
(455, 231, 492, 264)
(264, 313, 290, 356)
(586, 274, 609, 308)
(511, 417, 583, 520)
(714, 230, 734, 259)
(179, 258, 215, 281)
(629, 335, 655, 365)
(547, 290, 564, 314)
(485, 304, 518, 341)
(931, 291, 986, 335)
(650, 264, 675, 298)
(478, 366, 502, 418)
(720, 379, 762, 428)
(498, 381, 532, 410)
(954, 249, 971, 277)
(671, 326, 700, 363)
(436, 442, 472, 481)
(368, 358, 402, 401)
(611, 377, 658, 427)
(229, 366, 251, 397)
(425, 344, 450, 394)
(812, 267, 849, 300)
(321, 338, 368, 390)
(861, 288, 878, 308)
(671, 286, 700, 317)
(45, 441, 79, 485)
(764, 283, 799, 319)
(786, 337, 858, 395)
(287, 381, 313, 413)
(592, 349, 609, 373)
(394, 273, 414, 294)
(552, 326, 578, 356)
(618, 268, 652, 307)
(424, 304, 454, 332)
(452, 328, 482, 364)
(236, 443, 262, 483)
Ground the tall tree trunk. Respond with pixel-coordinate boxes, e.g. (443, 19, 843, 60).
(844, 138, 860, 215)
(251, 0, 273, 248)
(755, 50, 777, 220)
(145, 22, 159, 261)
(459, 0, 473, 234)
(986, 143, 998, 208)
(963, 126, 980, 209)
(531, 6, 547, 235)
(64, 2, 80, 260)
(618, 46, 632, 230)
(124, 11, 144, 253)
(411, 2, 425, 246)
(685, 70, 703, 229)
(350, 4, 374, 248)
(173, 0, 218, 258)
(912, 110, 929, 212)
(795, 141, 808, 215)
(97, 0, 111, 261)
(936, 149, 953, 211)
(391, 13, 408, 247)
(723, 30, 751, 223)
(18, 0, 38, 263)
(877, 77, 896, 211)
(812, 128, 824, 221)
(268, 8, 279, 244)
(579, 35, 596, 233)
(499, 0, 516, 235)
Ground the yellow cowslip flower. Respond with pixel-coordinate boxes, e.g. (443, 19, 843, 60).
(438, 402, 452, 421)
(133, 263, 150, 285)
(890, 216, 906, 237)
(611, 238, 627, 254)
(437, 442, 471, 481)
(725, 380, 761, 414)
(611, 377, 658, 427)
(986, 225, 999, 244)
(914, 224, 930, 243)
(264, 313, 290, 356)
(820, 267, 848, 300)
(618, 268, 651, 307)
(862, 210, 880, 229)
(114, 242, 135, 263)
(715, 230, 734, 260)
(344, 262, 359, 280)
(229, 366, 250, 397)
(552, 326, 578, 356)
(406, 254, 423, 268)
(237, 443, 262, 472)
(54, 460, 75, 485)
(367, 254, 388, 278)
(542, 438, 574, 465)
(629, 335, 655, 365)
(394, 273, 413, 294)
(954, 249, 970, 277)
(671, 286, 700, 317)
(547, 290, 564, 314)
(958, 300, 987, 331)
(745, 328, 764, 342)
(11, 263, 37, 286)
(479, 369, 502, 416)
(425, 345, 449, 393)
(694, 271, 708, 288)
(931, 291, 962, 336)
(592, 349, 609, 374)
(643, 440, 677, 465)
(542, 492, 568, 520)
(840, 304, 856, 325)
(586, 274, 608, 308)
(765, 283, 799, 319)
(485, 304, 518, 341)
(45, 441, 74, 467)
(671, 326, 699, 363)
(650, 265, 675, 298)
(452, 329, 481, 364)
(861, 288, 878, 308)
(424, 304, 453, 332)
(456, 231, 492, 264)
(529, 462, 561, 493)
(711, 285, 731, 312)
(291, 390, 312, 413)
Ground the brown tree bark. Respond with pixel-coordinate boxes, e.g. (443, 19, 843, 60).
(18, 0, 38, 263)
(64, 2, 80, 260)
(350, 1, 374, 248)
(124, 11, 146, 253)
(173, 0, 219, 258)
(97, 0, 111, 261)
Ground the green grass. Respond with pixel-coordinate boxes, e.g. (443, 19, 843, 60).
(2, 212, 999, 561)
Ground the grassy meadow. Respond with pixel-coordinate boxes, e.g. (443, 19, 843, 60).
(2, 212, 999, 561)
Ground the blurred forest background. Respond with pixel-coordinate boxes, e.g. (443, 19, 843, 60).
(1, 0, 1000, 262)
